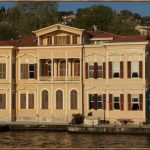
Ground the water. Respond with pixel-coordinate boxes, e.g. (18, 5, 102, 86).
(0, 131, 150, 148)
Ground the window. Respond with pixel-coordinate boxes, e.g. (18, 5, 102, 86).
(56, 90, 63, 109)
(73, 35, 77, 44)
(97, 95, 102, 109)
(20, 94, 26, 109)
(0, 63, 6, 79)
(74, 60, 80, 76)
(60, 60, 66, 76)
(21, 64, 37, 79)
(0, 94, 6, 109)
(113, 96, 120, 110)
(41, 90, 48, 109)
(57, 36, 67, 45)
(40, 60, 51, 77)
(98, 63, 103, 78)
(47, 36, 52, 45)
(70, 90, 77, 109)
(29, 94, 34, 109)
(88, 63, 94, 78)
(29, 64, 35, 79)
(131, 62, 139, 78)
(132, 95, 139, 110)
(112, 62, 120, 78)
(89, 94, 103, 110)
(89, 94, 94, 109)
(54, 36, 70, 45)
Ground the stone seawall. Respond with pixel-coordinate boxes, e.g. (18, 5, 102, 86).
(68, 125, 150, 134)
(0, 123, 69, 132)
(1, 123, 150, 134)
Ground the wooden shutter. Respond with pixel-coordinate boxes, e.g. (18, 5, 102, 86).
(109, 62, 112, 79)
(12, 64, 16, 79)
(21, 64, 28, 79)
(139, 61, 143, 78)
(120, 94, 124, 111)
(3, 64, 6, 79)
(25, 64, 28, 79)
(89, 94, 92, 109)
(54, 36, 57, 45)
(73, 35, 77, 44)
(94, 94, 98, 110)
(20, 94, 26, 109)
(127, 61, 131, 78)
(139, 94, 143, 111)
(29, 94, 34, 109)
(74, 61, 80, 76)
(103, 62, 106, 79)
(94, 62, 98, 79)
(0, 94, 6, 109)
(85, 63, 88, 79)
(34, 64, 37, 79)
(128, 94, 131, 110)
(109, 94, 112, 110)
(103, 94, 106, 110)
(67, 35, 70, 44)
(47, 36, 52, 45)
(44, 64, 48, 76)
(120, 61, 124, 78)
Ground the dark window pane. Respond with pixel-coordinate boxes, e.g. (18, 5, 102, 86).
(0, 94, 6, 109)
(70, 90, 77, 109)
(132, 72, 139, 78)
(29, 94, 34, 109)
(30, 72, 34, 79)
(132, 104, 139, 110)
(56, 90, 63, 109)
(113, 72, 120, 78)
(42, 90, 48, 109)
(20, 94, 26, 109)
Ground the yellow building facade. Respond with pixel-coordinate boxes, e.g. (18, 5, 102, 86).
(0, 24, 149, 124)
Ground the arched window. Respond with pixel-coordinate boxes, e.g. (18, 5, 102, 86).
(41, 90, 48, 109)
(56, 90, 63, 109)
(70, 90, 77, 109)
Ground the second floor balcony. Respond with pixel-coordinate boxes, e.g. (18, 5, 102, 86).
(39, 58, 81, 82)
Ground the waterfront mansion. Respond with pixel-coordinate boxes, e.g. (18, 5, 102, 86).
(0, 24, 150, 124)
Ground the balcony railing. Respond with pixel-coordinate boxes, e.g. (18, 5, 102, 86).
(39, 76, 80, 81)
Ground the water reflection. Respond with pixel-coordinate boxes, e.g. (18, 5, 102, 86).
(0, 131, 150, 148)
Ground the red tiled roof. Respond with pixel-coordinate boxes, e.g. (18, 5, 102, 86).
(88, 31, 148, 42)
(16, 35, 37, 47)
(0, 35, 37, 47)
(0, 40, 14, 46)
(88, 31, 116, 38)
(112, 35, 148, 42)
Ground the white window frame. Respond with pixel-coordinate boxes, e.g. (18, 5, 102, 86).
(131, 94, 139, 110)
(88, 63, 94, 78)
(112, 62, 120, 78)
(131, 61, 139, 78)
(113, 95, 120, 110)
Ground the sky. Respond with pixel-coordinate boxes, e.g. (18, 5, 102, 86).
(0, 2, 150, 16)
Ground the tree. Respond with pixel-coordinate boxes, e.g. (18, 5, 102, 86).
(0, 2, 58, 40)
(108, 12, 139, 35)
(72, 5, 113, 31)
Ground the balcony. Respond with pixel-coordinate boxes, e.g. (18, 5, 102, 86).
(39, 58, 80, 82)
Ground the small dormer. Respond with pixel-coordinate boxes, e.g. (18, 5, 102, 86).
(33, 24, 84, 46)
(88, 31, 115, 45)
